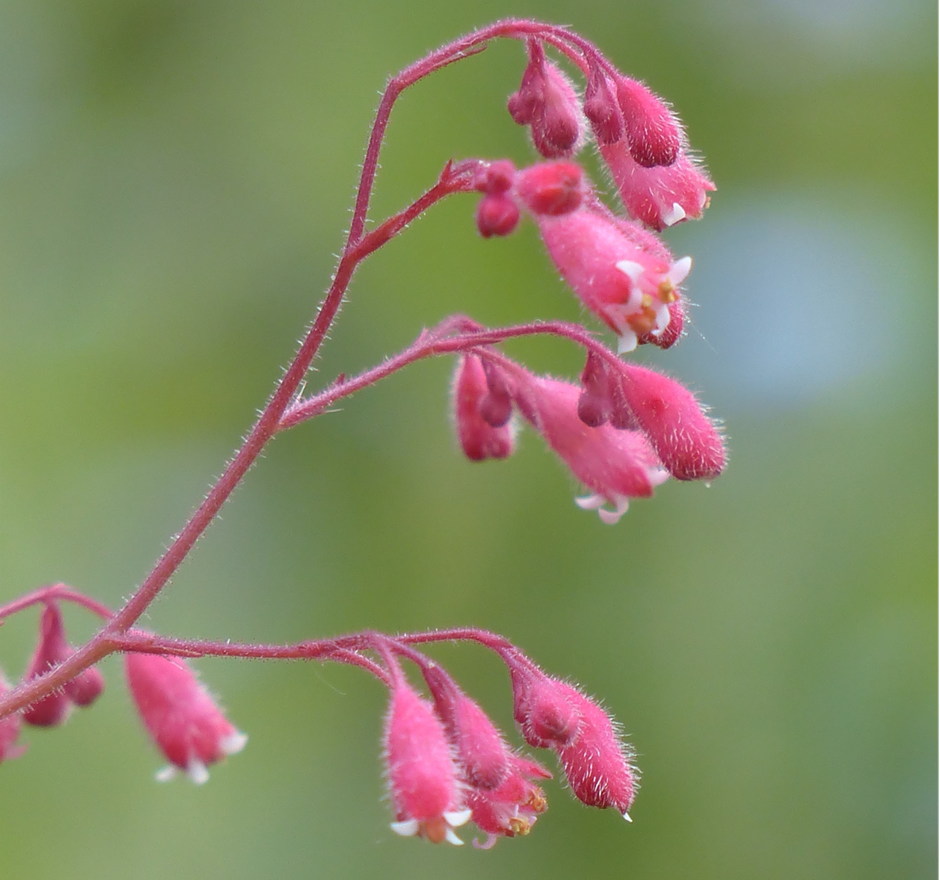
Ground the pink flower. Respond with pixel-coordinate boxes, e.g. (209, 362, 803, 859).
(599, 139, 714, 231)
(22, 602, 105, 726)
(533, 203, 692, 353)
(508, 41, 583, 158)
(465, 755, 551, 848)
(384, 680, 470, 844)
(511, 370, 669, 524)
(554, 684, 639, 820)
(614, 76, 682, 168)
(124, 652, 247, 784)
(451, 355, 516, 462)
(616, 362, 726, 481)
(509, 664, 582, 750)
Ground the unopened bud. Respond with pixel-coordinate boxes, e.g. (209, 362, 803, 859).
(584, 67, 623, 146)
(452, 355, 515, 461)
(23, 603, 73, 727)
(476, 193, 520, 238)
(616, 77, 681, 168)
(514, 162, 583, 216)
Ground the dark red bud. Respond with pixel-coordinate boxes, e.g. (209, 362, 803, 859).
(476, 194, 520, 238)
(584, 69, 623, 146)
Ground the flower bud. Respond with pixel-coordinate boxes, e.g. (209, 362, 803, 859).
(384, 680, 470, 845)
(616, 363, 726, 480)
(615, 77, 681, 168)
(476, 193, 520, 238)
(554, 685, 638, 819)
(466, 755, 550, 848)
(125, 652, 247, 784)
(509, 664, 581, 749)
(22, 603, 74, 727)
(451, 355, 515, 462)
(577, 351, 613, 428)
(513, 161, 584, 216)
(583, 67, 623, 146)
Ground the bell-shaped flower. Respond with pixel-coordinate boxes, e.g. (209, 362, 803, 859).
(451, 355, 515, 462)
(465, 755, 551, 848)
(533, 203, 693, 353)
(600, 139, 714, 231)
(384, 679, 471, 844)
(125, 652, 247, 784)
(510, 370, 669, 523)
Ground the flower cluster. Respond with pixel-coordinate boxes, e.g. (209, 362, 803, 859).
(379, 636, 636, 848)
(0, 597, 245, 782)
(0, 19, 728, 855)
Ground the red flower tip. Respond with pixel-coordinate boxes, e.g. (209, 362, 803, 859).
(384, 680, 469, 845)
(125, 653, 246, 784)
(23, 603, 75, 727)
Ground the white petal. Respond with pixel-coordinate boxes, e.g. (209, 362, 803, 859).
(598, 497, 629, 525)
(651, 302, 671, 335)
(187, 760, 210, 785)
(220, 731, 249, 755)
(155, 765, 177, 783)
(668, 256, 692, 286)
(615, 260, 645, 283)
(661, 202, 686, 227)
(575, 494, 606, 511)
(390, 819, 420, 837)
(623, 810, 633, 823)
(444, 828, 465, 846)
(444, 809, 473, 827)
(617, 330, 638, 354)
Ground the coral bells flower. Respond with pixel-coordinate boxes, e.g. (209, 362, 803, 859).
(0, 670, 26, 763)
(125, 652, 247, 784)
(616, 362, 726, 481)
(509, 664, 581, 750)
(23, 602, 104, 726)
(384, 680, 471, 845)
(465, 755, 551, 848)
(614, 77, 682, 169)
(508, 41, 583, 159)
(600, 139, 714, 231)
(533, 202, 692, 353)
(554, 684, 638, 819)
(452, 355, 515, 462)
(511, 370, 668, 523)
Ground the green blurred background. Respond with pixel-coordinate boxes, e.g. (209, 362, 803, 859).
(0, 1, 935, 877)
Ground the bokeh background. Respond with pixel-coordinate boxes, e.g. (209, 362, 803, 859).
(0, 1, 935, 878)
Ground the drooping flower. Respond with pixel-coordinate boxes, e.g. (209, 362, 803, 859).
(384, 679, 471, 844)
(451, 355, 516, 462)
(21, 603, 105, 727)
(465, 755, 551, 848)
(509, 369, 669, 524)
(599, 138, 714, 231)
(509, 662, 582, 750)
(124, 652, 247, 784)
(508, 41, 584, 159)
(533, 203, 692, 353)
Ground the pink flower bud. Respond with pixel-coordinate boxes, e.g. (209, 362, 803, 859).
(472, 159, 517, 194)
(600, 139, 715, 231)
(508, 42, 583, 159)
(509, 665, 581, 749)
(513, 161, 584, 216)
(451, 355, 515, 462)
(384, 680, 470, 845)
(554, 685, 638, 819)
(534, 205, 693, 353)
(583, 67, 623, 146)
(476, 193, 520, 238)
(616, 363, 726, 480)
(22, 603, 74, 727)
(423, 666, 511, 791)
(615, 77, 681, 168)
(0, 670, 26, 763)
(466, 755, 551, 848)
(577, 351, 613, 428)
(125, 653, 247, 784)
(511, 371, 669, 523)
